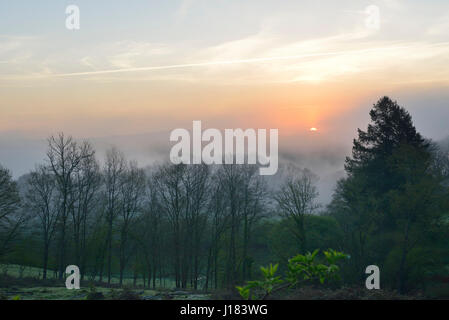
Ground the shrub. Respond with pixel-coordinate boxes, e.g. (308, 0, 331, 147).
(237, 249, 348, 300)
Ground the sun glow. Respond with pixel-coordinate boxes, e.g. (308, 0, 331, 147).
(310, 127, 318, 132)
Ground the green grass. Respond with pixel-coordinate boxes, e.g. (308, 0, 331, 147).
(0, 286, 159, 300)
(0, 286, 211, 300)
(0, 263, 211, 300)
(0, 263, 177, 288)
(0, 264, 48, 279)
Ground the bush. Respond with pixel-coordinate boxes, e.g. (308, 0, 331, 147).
(237, 249, 348, 300)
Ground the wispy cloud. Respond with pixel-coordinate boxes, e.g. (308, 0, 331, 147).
(2, 31, 449, 88)
(175, 0, 199, 19)
(427, 12, 449, 36)
(1, 0, 449, 87)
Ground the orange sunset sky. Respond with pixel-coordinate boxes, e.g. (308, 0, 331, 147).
(1, 0, 449, 201)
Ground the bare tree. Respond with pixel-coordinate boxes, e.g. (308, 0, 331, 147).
(25, 165, 58, 279)
(137, 173, 165, 288)
(72, 142, 101, 278)
(182, 164, 210, 289)
(240, 165, 267, 281)
(154, 163, 187, 288)
(275, 168, 319, 253)
(0, 165, 22, 258)
(47, 133, 94, 279)
(204, 174, 228, 290)
(216, 164, 245, 288)
(118, 161, 146, 285)
(103, 147, 126, 284)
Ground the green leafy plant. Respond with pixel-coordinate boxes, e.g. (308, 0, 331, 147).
(237, 249, 348, 300)
(236, 263, 283, 300)
(287, 248, 348, 285)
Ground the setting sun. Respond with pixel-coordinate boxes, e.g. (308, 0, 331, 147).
(310, 127, 318, 132)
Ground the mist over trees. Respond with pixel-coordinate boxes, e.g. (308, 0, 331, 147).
(0, 97, 448, 295)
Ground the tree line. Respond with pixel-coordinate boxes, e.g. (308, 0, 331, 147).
(0, 135, 284, 290)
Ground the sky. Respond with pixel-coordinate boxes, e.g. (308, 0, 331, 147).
(1, 0, 449, 202)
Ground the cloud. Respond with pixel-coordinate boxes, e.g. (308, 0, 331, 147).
(107, 41, 172, 69)
(175, 0, 199, 19)
(427, 12, 449, 36)
(0, 36, 38, 71)
(4, 31, 449, 88)
(2, 4, 449, 87)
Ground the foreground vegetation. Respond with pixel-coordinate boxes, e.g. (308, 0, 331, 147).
(0, 271, 436, 300)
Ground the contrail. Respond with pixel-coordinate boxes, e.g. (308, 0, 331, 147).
(51, 46, 410, 77)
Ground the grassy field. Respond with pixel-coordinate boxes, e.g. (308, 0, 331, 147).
(0, 286, 211, 300)
(0, 264, 210, 300)
(0, 263, 177, 287)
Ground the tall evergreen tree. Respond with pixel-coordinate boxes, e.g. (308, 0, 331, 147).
(345, 96, 429, 196)
(330, 97, 448, 292)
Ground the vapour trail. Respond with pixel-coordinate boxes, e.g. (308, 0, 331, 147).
(51, 46, 412, 78)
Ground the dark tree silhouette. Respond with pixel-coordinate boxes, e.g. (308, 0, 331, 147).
(0, 165, 22, 257)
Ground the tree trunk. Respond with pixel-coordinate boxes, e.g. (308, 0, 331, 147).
(107, 217, 113, 284)
(43, 242, 49, 280)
